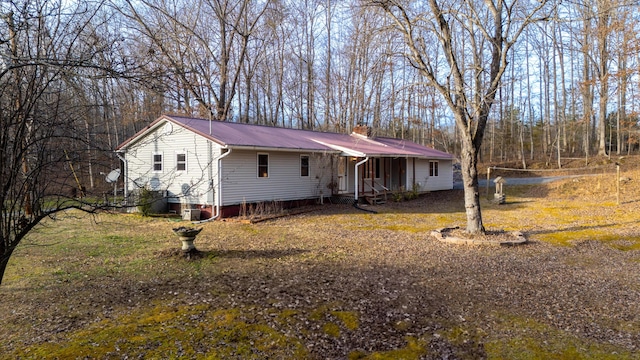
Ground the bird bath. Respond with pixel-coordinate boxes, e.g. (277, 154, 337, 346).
(172, 226, 203, 252)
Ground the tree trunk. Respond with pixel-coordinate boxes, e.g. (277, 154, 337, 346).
(0, 246, 16, 286)
(582, 28, 594, 159)
(85, 118, 94, 189)
(372, 0, 550, 233)
(597, 81, 608, 156)
(596, 0, 611, 156)
(618, 52, 627, 154)
(459, 137, 484, 234)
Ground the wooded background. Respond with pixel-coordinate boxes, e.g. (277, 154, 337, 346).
(2, 0, 639, 189)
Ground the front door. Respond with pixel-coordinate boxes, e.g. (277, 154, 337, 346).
(338, 157, 347, 193)
(391, 158, 406, 191)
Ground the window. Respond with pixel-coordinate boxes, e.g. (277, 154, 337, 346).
(176, 153, 186, 171)
(153, 153, 163, 172)
(258, 153, 269, 178)
(300, 155, 309, 177)
(429, 161, 439, 177)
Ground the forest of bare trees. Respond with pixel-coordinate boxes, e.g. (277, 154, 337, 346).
(2, 0, 638, 173)
(4, 0, 637, 168)
(100, 0, 640, 165)
(2, 0, 640, 278)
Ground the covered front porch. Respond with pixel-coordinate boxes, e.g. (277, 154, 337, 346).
(334, 156, 419, 204)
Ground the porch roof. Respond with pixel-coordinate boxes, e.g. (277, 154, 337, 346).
(117, 115, 454, 160)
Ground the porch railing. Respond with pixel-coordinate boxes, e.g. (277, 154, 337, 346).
(362, 180, 389, 201)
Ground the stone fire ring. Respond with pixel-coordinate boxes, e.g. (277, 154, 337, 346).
(430, 227, 528, 246)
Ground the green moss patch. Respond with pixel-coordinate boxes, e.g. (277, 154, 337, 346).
(535, 230, 640, 249)
(310, 305, 360, 338)
(331, 310, 360, 331)
(486, 314, 637, 360)
(13, 304, 307, 359)
(323, 322, 342, 337)
(348, 337, 427, 360)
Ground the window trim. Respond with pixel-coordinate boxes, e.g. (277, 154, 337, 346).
(300, 154, 310, 177)
(257, 153, 269, 178)
(429, 160, 439, 177)
(176, 152, 187, 172)
(152, 152, 163, 172)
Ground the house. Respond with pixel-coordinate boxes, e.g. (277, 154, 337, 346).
(115, 115, 455, 219)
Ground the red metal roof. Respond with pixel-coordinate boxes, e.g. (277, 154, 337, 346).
(117, 115, 454, 159)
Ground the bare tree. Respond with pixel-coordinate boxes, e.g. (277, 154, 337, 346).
(571, 0, 624, 157)
(286, 0, 323, 129)
(117, 0, 270, 121)
(254, 5, 289, 126)
(322, 0, 336, 129)
(0, 0, 122, 285)
(370, 0, 552, 234)
(611, 5, 637, 154)
(593, 0, 614, 156)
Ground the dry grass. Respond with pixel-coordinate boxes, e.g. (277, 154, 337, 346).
(1, 165, 639, 359)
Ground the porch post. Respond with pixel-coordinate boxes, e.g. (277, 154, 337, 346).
(412, 158, 416, 189)
(384, 158, 388, 188)
(370, 159, 374, 194)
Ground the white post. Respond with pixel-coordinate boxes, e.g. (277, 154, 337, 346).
(354, 157, 369, 202)
(617, 164, 620, 205)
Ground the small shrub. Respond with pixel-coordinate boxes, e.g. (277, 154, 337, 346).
(137, 186, 155, 216)
(239, 200, 284, 220)
(402, 182, 423, 201)
(327, 180, 338, 194)
(393, 186, 406, 202)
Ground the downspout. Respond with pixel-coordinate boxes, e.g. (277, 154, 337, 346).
(206, 141, 214, 206)
(354, 157, 368, 202)
(115, 152, 128, 200)
(194, 147, 232, 224)
(354, 156, 377, 214)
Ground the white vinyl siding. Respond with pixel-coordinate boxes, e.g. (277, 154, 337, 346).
(414, 159, 453, 191)
(221, 150, 330, 206)
(124, 119, 455, 210)
(124, 120, 217, 205)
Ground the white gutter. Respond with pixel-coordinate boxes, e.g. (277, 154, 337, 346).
(194, 147, 232, 224)
(354, 157, 369, 202)
(115, 152, 128, 200)
(206, 141, 214, 205)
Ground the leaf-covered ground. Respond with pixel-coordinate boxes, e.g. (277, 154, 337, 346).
(1, 167, 639, 359)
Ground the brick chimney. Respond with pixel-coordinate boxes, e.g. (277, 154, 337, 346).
(353, 124, 371, 137)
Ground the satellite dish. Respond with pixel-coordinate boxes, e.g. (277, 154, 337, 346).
(163, 122, 173, 134)
(105, 169, 121, 183)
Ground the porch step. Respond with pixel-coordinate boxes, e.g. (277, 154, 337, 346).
(365, 195, 386, 205)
